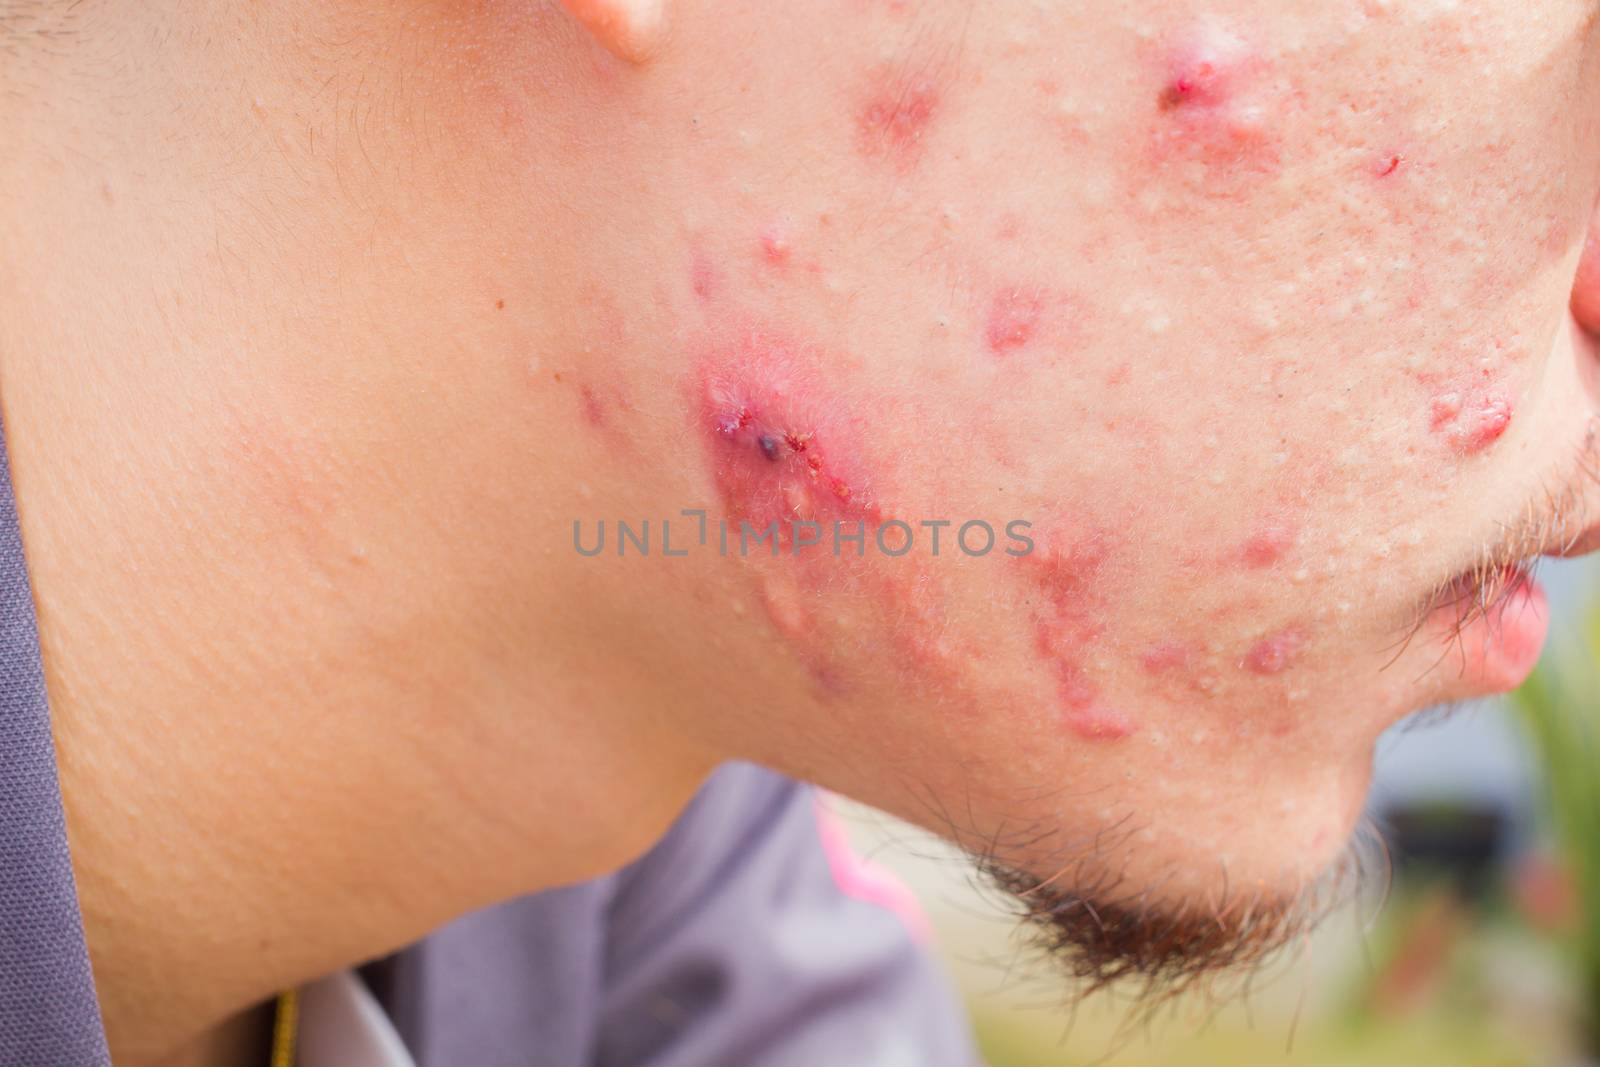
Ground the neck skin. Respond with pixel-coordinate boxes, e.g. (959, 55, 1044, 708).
(0, 6, 720, 1064)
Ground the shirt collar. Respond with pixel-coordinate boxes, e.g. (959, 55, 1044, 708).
(297, 970, 416, 1067)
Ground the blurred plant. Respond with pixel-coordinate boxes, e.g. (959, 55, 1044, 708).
(1514, 593, 1600, 1053)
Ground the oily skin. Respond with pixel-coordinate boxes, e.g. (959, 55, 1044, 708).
(4, 0, 1600, 1062)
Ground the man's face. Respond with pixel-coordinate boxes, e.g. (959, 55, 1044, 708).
(84, 0, 1598, 984)
(497, 0, 1600, 978)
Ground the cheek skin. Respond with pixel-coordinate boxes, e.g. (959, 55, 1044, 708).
(649, 2, 1589, 773)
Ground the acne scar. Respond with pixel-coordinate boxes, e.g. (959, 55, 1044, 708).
(578, 384, 606, 427)
(1024, 532, 1136, 741)
(1241, 626, 1306, 675)
(691, 251, 719, 303)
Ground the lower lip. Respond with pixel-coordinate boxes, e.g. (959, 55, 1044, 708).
(1450, 576, 1549, 694)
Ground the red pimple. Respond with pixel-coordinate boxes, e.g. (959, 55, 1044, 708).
(855, 66, 940, 168)
(1429, 392, 1463, 429)
(1240, 522, 1295, 568)
(985, 288, 1044, 357)
(1463, 395, 1513, 452)
(1051, 659, 1134, 741)
(759, 226, 793, 266)
(1242, 626, 1306, 675)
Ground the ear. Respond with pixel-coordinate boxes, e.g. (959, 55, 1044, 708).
(558, 0, 666, 64)
(1571, 204, 1600, 334)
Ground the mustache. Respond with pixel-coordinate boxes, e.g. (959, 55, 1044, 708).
(1392, 411, 1600, 676)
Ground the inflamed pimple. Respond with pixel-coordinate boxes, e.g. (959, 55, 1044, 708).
(985, 288, 1044, 357)
(1240, 521, 1296, 568)
(759, 225, 793, 267)
(1241, 626, 1306, 675)
(697, 330, 880, 536)
(1373, 153, 1405, 179)
(1430, 387, 1513, 456)
(855, 64, 940, 168)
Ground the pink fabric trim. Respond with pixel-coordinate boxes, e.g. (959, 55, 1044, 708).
(811, 793, 934, 945)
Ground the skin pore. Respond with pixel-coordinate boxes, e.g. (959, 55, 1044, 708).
(5, 1, 1600, 1064)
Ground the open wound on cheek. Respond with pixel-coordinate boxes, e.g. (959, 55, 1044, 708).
(1024, 532, 1136, 741)
(694, 331, 991, 704)
(698, 330, 880, 536)
(692, 327, 899, 692)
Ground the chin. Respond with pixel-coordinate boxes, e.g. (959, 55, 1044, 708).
(965, 746, 1382, 995)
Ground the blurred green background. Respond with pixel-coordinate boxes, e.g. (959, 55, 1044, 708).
(839, 560, 1600, 1067)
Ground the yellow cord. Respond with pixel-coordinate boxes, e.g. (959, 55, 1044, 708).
(269, 989, 299, 1067)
